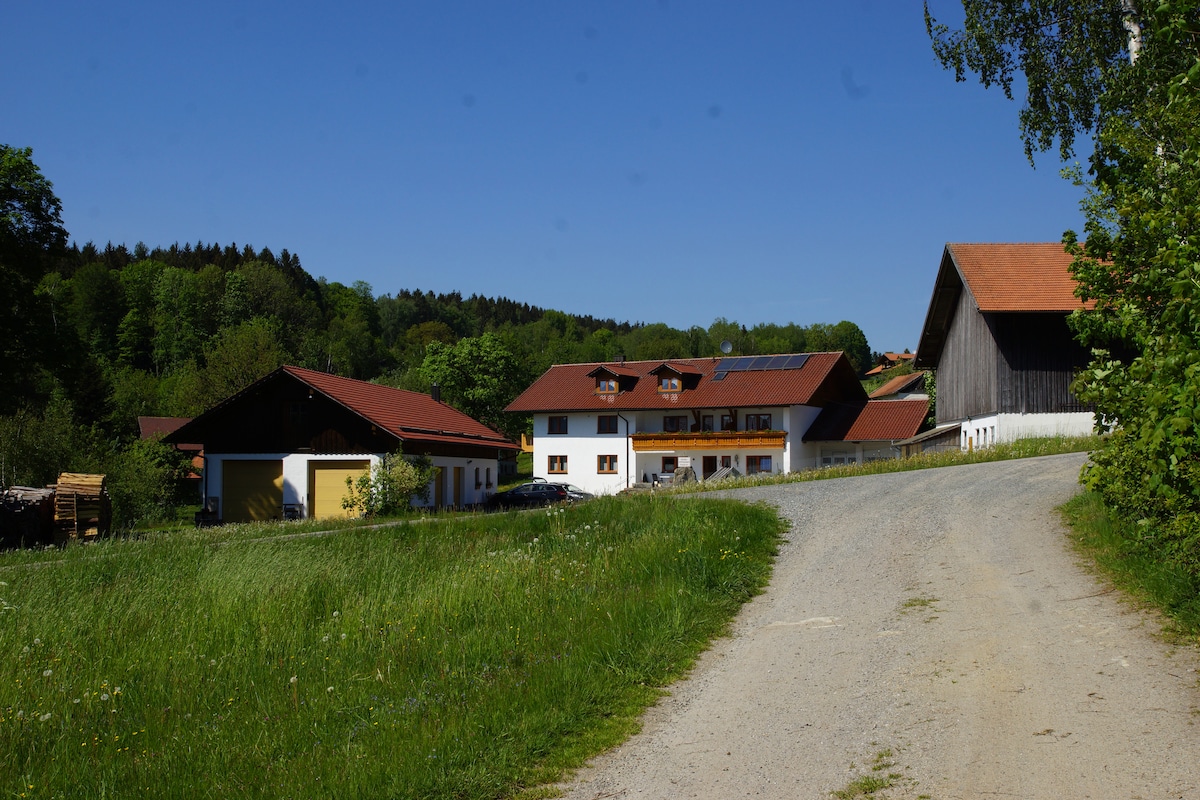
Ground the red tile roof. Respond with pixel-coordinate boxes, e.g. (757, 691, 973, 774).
(506, 352, 865, 413)
(868, 371, 929, 399)
(281, 366, 517, 450)
(947, 243, 1093, 312)
(803, 399, 929, 442)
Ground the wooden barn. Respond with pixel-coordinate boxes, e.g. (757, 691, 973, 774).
(914, 243, 1095, 449)
(165, 366, 518, 523)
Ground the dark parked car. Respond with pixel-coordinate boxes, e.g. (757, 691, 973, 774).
(488, 482, 568, 509)
(560, 484, 594, 503)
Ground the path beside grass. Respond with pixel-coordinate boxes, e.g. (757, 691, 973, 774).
(559, 453, 1200, 799)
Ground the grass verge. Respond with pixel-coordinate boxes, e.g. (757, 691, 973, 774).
(0, 494, 785, 799)
(1060, 491, 1200, 640)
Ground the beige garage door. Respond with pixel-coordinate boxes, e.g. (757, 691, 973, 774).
(222, 460, 284, 523)
(309, 460, 371, 519)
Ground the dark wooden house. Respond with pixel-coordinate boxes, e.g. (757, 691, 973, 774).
(166, 366, 518, 523)
(914, 243, 1095, 448)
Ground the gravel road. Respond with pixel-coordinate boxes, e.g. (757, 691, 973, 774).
(558, 453, 1200, 799)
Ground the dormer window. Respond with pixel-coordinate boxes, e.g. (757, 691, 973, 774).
(596, 377, 617, 394)
(659, 376, 681, 392)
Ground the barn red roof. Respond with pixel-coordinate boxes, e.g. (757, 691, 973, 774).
(947, 243, 1092, 312)
(803, 399, 929, 443)
(506, 352, 865, 413)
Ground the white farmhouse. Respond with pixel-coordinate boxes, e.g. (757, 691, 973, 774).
(506, 352, 928, 495)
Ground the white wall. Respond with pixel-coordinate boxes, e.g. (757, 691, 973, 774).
(531, 404, 825, 495)
(532, 411, 634, 495)
(787, 405, 823, 471)
(959, 412, 1095, 450)
(204, 451, 501, 516)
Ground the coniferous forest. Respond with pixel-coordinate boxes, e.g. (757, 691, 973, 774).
(0, 145, 872, 528)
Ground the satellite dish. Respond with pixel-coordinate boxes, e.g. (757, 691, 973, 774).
(720, 340, 733, 354)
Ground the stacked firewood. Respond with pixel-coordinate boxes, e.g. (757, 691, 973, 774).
(53, 473, 111, 542)
(1, 486, 56, 548)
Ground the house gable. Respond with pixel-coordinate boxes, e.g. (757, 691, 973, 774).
(167, 367, 517, 458)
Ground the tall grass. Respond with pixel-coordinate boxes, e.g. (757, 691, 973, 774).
(1061, 491, 1200, 639)
(0, 495, 785, 799)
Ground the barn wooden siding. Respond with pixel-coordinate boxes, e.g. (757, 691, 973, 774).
(936, 294, 1090, 424)
(991, 313, 1092, 415)
(936, 286, 998, 423)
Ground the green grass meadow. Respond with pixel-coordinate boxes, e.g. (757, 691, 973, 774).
(0, 495, 785, 799)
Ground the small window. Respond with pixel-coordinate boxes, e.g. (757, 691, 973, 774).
(548, 416, 568, 435)
(486, 467, 492, 488)
(548, 455, 568, 474)
(475, 466, 481, 489)
(745, 414, 772, 431)
(596, 377, 617, 394)
(598, 454, 618, 473)
(597, 415, 618, 434)
(721, 455, 732, 468)
(720, 414, 735, 431)
(661, 456, 677, 474)
(662, 415, 688, 433)
(746, 455, 772, 474)
(659, 376, 681, 392)
(701, 415, 714, 432)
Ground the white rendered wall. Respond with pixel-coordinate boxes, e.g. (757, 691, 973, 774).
(959, 412, 1095, 450)
(787, 405, 824, 471)
(204, 451, 500, 515)
(532, 412, 635, 496)
(532, 406, 824, 495)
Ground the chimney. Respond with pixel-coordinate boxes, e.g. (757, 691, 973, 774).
(431, 383, 441, 402)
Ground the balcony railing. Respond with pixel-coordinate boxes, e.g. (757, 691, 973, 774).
(630, 430, 787, 451)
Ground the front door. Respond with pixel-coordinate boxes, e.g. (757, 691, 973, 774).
(702, 455, 717, 479)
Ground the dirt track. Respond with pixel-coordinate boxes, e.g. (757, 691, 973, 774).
(558, 453, 1200, 799)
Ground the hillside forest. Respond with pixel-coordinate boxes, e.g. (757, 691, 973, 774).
(0, 145, 873, 527)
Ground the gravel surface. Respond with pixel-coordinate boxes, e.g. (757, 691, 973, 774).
(557, 453, 1200, 799)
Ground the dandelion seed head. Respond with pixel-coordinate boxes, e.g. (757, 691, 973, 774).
(42, 669, 52, 677)
(322, 635, 330, 642)
(290, 676, 298, 684)
(100, 693, 109, 701)
(39, 712, 51, 722)
(332, 611, 340, 618)
(327, 686, 334, 693)
(340, 633, 347, 640)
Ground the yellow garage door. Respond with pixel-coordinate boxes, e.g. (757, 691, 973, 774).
(222, 460, 284, 523)
(309, 460, 371, 519)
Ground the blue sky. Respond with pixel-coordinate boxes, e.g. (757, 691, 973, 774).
(3, 1, 1087, 353)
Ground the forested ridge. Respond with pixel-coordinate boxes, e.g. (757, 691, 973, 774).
(0, 145, 872, 526)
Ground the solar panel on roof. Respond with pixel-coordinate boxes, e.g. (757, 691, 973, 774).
(712, 354, 810, 374)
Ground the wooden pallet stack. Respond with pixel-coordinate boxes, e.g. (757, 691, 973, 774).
(53, 473, 111, 542)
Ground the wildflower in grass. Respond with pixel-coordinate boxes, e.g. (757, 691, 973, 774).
(289, 676, 297, 684)
(39, 713, 51, 722)
(327, 686, 334, 693)
(42, 669, 52, 677)
(100, 693, 109, 701)
(333, 611, 340, 618)
(322, 635, 330, 642)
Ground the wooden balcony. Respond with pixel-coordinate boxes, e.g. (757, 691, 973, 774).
(630, 430, 787, 452)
